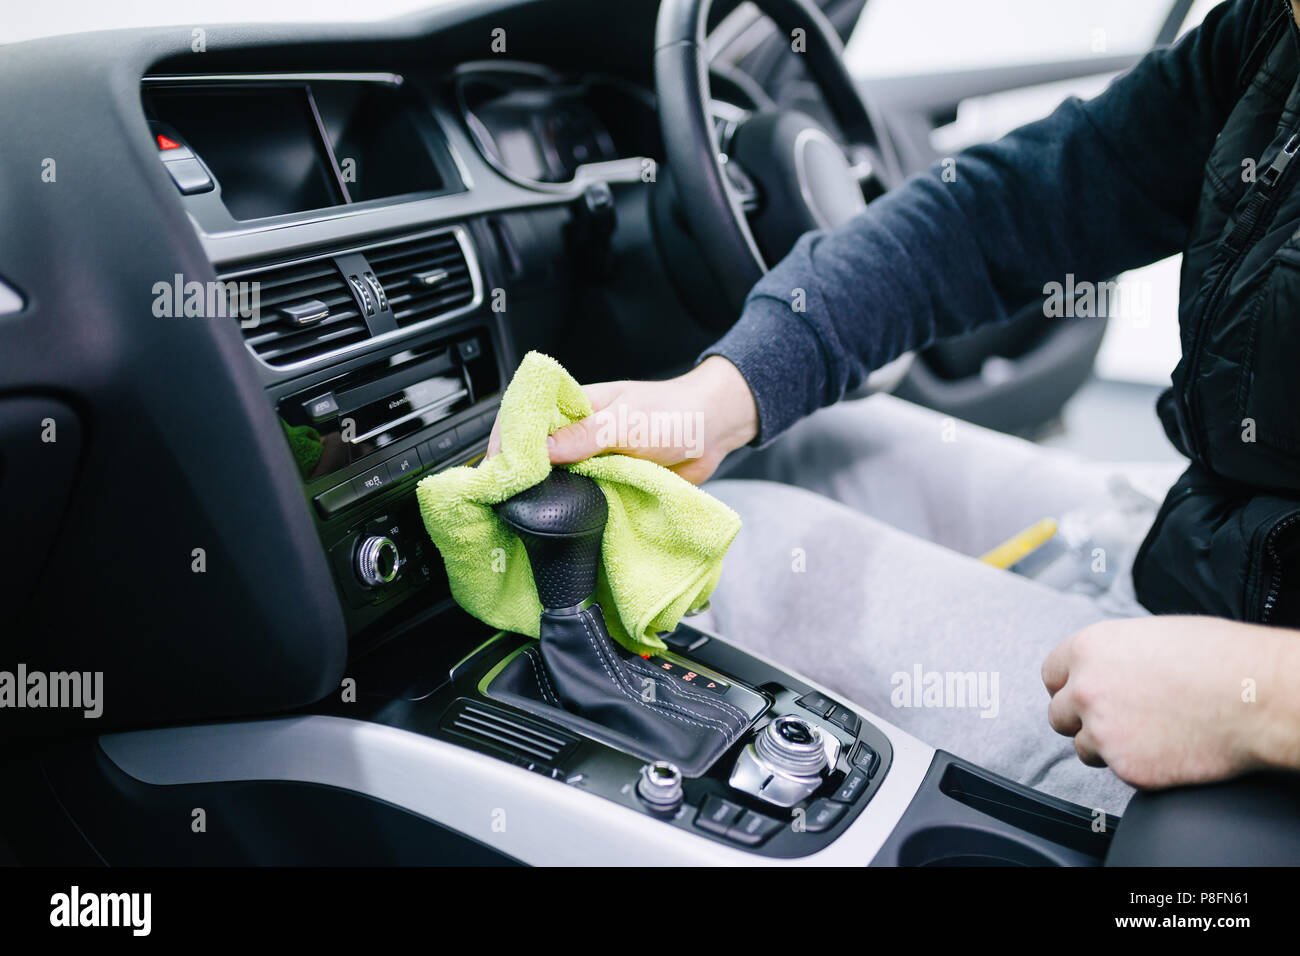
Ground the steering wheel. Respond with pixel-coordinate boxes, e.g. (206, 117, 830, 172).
(654, 0, 904, 328)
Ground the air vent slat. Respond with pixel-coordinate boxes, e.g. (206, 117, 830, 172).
(372, 249, 466, 277)
(367, 237, 461, 263)
(439, 698, 580, 768)
(458, 708, 571, 750)
(391, 292, 476, 323)
(243, 308, 363, 347)
(258, 281, 355, 311)
(253, 262, 340, 292)
(366, 231, 476, 329)
(220, 255, 366, 368)
(386, 276, 474, 305)
(220, 227, 477, 368)
(254, 326, 371, 364)
(450, 720, 558, 761)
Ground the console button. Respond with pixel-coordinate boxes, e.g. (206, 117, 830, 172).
(695, 795, 744, 836)
(352, 467, 390, 498)
(314, 481, 358, 518)
(155, 134, 192, 159)
(850, 743, 879, 777)
(302, 392, 339, 421)
(386, 448, 424, 482)
(796, 691, 834, 718)
(725, 810, 784, 846)
(827, 706, 861, 736)
(832, 770, 869, 804)
(457, 337, 482, 362)
(458, 411, 495, 442)
(162, 156, 213, 194)
(802, 798, 846, 833)
(423, 429, 458, 462)
(662, 628, 708, 653)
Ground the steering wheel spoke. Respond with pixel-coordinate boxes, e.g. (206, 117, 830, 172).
(719, 154, 762, 212)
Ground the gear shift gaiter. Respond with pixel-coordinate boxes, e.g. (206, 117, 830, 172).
(487, 470, 752, 776)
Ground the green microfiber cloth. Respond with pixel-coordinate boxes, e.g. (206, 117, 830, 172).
(416, 351, 742, 657)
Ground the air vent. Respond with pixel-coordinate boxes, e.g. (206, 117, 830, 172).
(440, 698, 579, 769)
(369, 230, 477, 328)
(226, 257, 368, 368)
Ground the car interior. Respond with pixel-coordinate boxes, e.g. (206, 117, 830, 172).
(1, 0, 1296, 868)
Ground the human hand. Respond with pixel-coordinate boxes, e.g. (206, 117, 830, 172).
(487, 355, 759, 484)
(1042, 616, 1300, 789)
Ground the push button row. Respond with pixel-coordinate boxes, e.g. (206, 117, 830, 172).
(695, 795, 783, 846)
(313, 409, 498, 518)
(795, 691, 861, 735)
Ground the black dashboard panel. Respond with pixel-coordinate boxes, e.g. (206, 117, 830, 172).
(147, 85, 346, 219)
(143, 76, 465, 230)
(456, 65, 661, 186)
(0, 0, 688, 739)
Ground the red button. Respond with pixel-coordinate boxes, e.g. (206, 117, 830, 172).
(156, 134, 182, 151)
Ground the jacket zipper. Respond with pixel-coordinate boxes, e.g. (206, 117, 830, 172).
(1182, 131, 1300, 461)
(1259, 512, 1300, 623)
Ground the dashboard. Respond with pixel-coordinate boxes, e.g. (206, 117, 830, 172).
(136, 66, 655, 648)
(0, 0, 735, 735)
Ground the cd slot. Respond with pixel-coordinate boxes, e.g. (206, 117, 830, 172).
(346, 385, 469, 445)
(331, 352, 457, 412)
(277, 330, 499, 494)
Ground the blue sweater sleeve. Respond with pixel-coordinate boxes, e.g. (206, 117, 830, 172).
(705, 0, 1277, 444)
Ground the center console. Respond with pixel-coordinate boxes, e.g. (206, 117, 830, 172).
(73, 463, 1117, 865)
(73, 609, 1114, 865)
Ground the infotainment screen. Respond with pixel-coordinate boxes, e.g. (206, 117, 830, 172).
(146, 86, 344, 221)
(144, 80, 457, 222)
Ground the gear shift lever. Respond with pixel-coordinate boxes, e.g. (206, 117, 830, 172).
(488, 470, 752, 777)
(494, 469, 607, 611)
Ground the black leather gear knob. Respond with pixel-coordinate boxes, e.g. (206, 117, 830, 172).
(493, 469, 608, 610)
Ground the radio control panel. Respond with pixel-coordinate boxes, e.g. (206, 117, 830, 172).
(272, 320, 504, 636)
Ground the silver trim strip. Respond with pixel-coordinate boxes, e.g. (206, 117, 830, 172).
(143, 72, 404, 86)
(99, 629, 935, 866)
(220, 224, 484, 375)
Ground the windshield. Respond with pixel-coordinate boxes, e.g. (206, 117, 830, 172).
(1, 0, 459, 45)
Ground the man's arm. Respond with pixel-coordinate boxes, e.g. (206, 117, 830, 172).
(1043, 616, 1300, 788)
(706, 0, 1278, 444)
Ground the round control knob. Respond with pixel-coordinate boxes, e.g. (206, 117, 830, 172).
(355, 536, 400, 588)
(636, 760, 684, 812)
(755, 715, 828, 779)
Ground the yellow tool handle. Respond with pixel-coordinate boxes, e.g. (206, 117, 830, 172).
(979, 518, 1058, 570)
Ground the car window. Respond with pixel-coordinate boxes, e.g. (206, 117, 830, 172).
(845, 0, 1211, 78)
